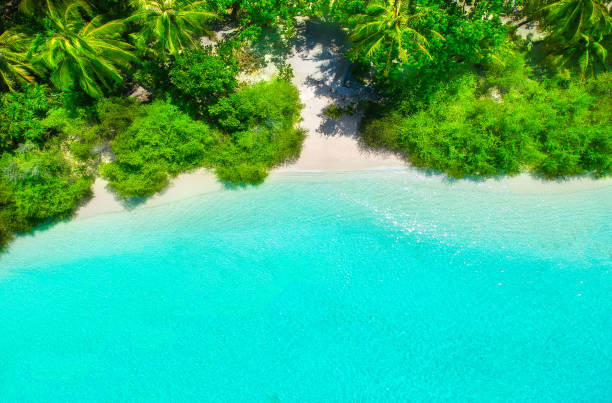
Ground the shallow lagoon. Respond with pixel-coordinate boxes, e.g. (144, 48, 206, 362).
(1, 170, 611, 401)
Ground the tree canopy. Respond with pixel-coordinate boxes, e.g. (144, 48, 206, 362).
(33, 1, 136, 98)
(128, 0, 217, 57)
(0, 30, 36, 92)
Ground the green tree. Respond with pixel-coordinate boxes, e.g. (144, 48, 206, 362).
(538, 0, 611, 77)
(100, 99, 216, 197)
(0, 148, 93, 244)
(543, 33, 611, 78)
(542, 0, 611, 42)
(128, 0, 216, 57)
(33, 0, 136, 98)
(348, 0, 439, 76)
(0, 30, 37, 91)
(205, 0, 310, 38)
(208, 80, 304, 184)
(169, 47, 238, 105)
(0, 85, 54, 152)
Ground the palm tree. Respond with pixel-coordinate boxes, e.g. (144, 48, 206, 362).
(348, 0, 439, 76)
(543, 33, 610, 77)
(0, 30, 37, 91)
(541, 0, 611, 42)
(539, 0, 611, 77)
(128, 0, 217, 57)
(33, 0, 136, 98)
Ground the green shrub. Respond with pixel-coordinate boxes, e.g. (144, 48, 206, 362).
(100, 100, 217, 197)
(216, 164, 269, 184)
(133, 60, 171, 94)
(0, 182, 21, 249)
(94, 97, 144, 139)
(324, 103, 357, 120)
(42, 108, 89, 139)
(277, 60, 294, 82)
(209, 80, 302, 132)
(101, 81, 304, 194)
(169, 47, 239, 105)
(208, 80, 304, 183)
(69, 141, 94, 161)
(0, 85, 55, 152)
(362, 72, 612, 178)
(0, 149, 93, 250)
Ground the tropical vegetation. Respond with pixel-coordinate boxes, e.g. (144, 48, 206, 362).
(0, 0, 610, 249)
(127, 0, 216, 57)
(32, 1, 136, 98)
(0, 29, 36, 91)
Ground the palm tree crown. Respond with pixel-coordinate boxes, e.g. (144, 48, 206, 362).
(540, 0, 612, 77)
(348, 0, 437, 76)
(543, 0, 611, 42)
(128, 0, 216, 57)
(0, 30, 37, 91)
(34, 0, 136, 98)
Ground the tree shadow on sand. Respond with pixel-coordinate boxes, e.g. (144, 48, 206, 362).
(292, 20, 383, 142)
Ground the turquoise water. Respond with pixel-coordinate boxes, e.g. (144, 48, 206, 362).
(1, 170, 611, 402)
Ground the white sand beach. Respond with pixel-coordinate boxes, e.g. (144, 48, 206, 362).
(280, 20, 404, 172)
(77, 20, 612, 220)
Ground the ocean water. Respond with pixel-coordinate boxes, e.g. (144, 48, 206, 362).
(1, 170, 611, 402)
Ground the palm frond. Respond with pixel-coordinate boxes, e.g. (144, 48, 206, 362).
(128, 0, 217, 56)
(33, 1, 135, 97)
(0, 30, 38, 91)
(348, 0, 433, 75)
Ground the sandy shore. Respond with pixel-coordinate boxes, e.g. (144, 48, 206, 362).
(76, 20, 611, 220)
(280, 21, 404, 172)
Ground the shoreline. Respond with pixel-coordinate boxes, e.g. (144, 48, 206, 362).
(76, 167, 612, 220)
(76, 19, 611, 220)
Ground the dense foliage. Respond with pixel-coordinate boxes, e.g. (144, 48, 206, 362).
(0, 0, 311, 249)
(128, 0, 216, 57)
(0, 29, 37, 91)
(362, 58, 612, 178)
(535, 0, 612, 78)
(100, 100, 216, 196)
(169, 47, 239, 106)
(335, 0, 610, 179)
(0, 0, 610, 250)
(0, 85, 55, 152)
(208, 80, 304, 183)
(0, 149, 93, 248)
(32, 1, 136, 98)
(101, 80, 303, 196)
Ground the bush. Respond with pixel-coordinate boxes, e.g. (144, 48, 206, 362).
(277, 60, 294, 82)
(0, 182, 21, 249)
(94, 97, 144, 139)
(209, 80, 301, 132)
(133, 60, 171, 94)
(216, 164, 268, 184)
(362, 72, 612, 178)
(100, 100, 217, 197)
(208, 80, 304, 183)
(324, 103, 357, 120)
(0, 149, 93, 250)
(169, 47, 238, 105)
(42, 108, 89, 139)
(69, 141, 95, 161)
(102, 81, 304, 193)
(0, 85, 55, 152)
